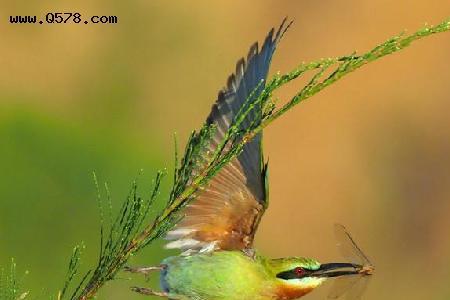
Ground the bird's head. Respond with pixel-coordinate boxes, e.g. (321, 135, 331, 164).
(268, 257, 364, 299)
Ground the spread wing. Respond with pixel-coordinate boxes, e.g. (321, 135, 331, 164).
(165, 20, 291, 253)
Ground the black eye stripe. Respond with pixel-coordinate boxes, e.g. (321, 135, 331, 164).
(276, 268, 312, 280)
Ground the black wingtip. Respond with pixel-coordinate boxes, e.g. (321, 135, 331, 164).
(236, 58, 246, 78)
(247, 42, 259, 62)
(259, 17, 293, 64)
(274, 17, 294, 46)
(208, 18, 294, 130)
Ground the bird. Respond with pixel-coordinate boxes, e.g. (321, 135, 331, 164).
(127, 19, 374, 300)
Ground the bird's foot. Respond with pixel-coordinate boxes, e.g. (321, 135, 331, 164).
(124, 265, 164, 275)
(131, 286, 168, 298)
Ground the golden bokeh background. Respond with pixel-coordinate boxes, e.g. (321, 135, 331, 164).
(1, 1, 450, 299)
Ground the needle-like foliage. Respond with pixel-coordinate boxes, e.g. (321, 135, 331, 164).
(65, 172, 165, 300)
(0, 260, 28, 300)
(2, 18, 449, 300)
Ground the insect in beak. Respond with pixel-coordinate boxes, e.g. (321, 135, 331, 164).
(313, 262, 374, 278)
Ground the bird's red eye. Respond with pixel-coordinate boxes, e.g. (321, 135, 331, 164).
(294, 267, 305, 276)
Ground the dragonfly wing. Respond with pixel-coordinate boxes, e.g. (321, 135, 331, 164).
(334, 224, 372, 266)
(345, 276, 370, 300)
(329, 224, 373, 299)
(328, 275, 360, 299)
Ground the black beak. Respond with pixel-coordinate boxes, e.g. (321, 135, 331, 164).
(312, 263, 361, 278)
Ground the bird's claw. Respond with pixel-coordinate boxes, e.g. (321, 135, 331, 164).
(131, 286, 168, 298)
(124, 265, 163, 275)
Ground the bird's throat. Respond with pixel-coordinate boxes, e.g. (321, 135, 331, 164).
(275, 284, 314, 300)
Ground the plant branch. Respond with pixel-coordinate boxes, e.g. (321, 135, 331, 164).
(58, 18, 449, 300)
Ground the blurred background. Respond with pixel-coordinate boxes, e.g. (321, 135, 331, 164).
(1, 1, 450, 299)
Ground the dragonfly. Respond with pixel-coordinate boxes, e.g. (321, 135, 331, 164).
(327, 224, 375, 300)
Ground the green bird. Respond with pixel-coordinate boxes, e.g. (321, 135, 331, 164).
(128, 19, 374, 300)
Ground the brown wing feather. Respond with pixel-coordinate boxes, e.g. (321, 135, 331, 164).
(166, 19, 291, 253)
